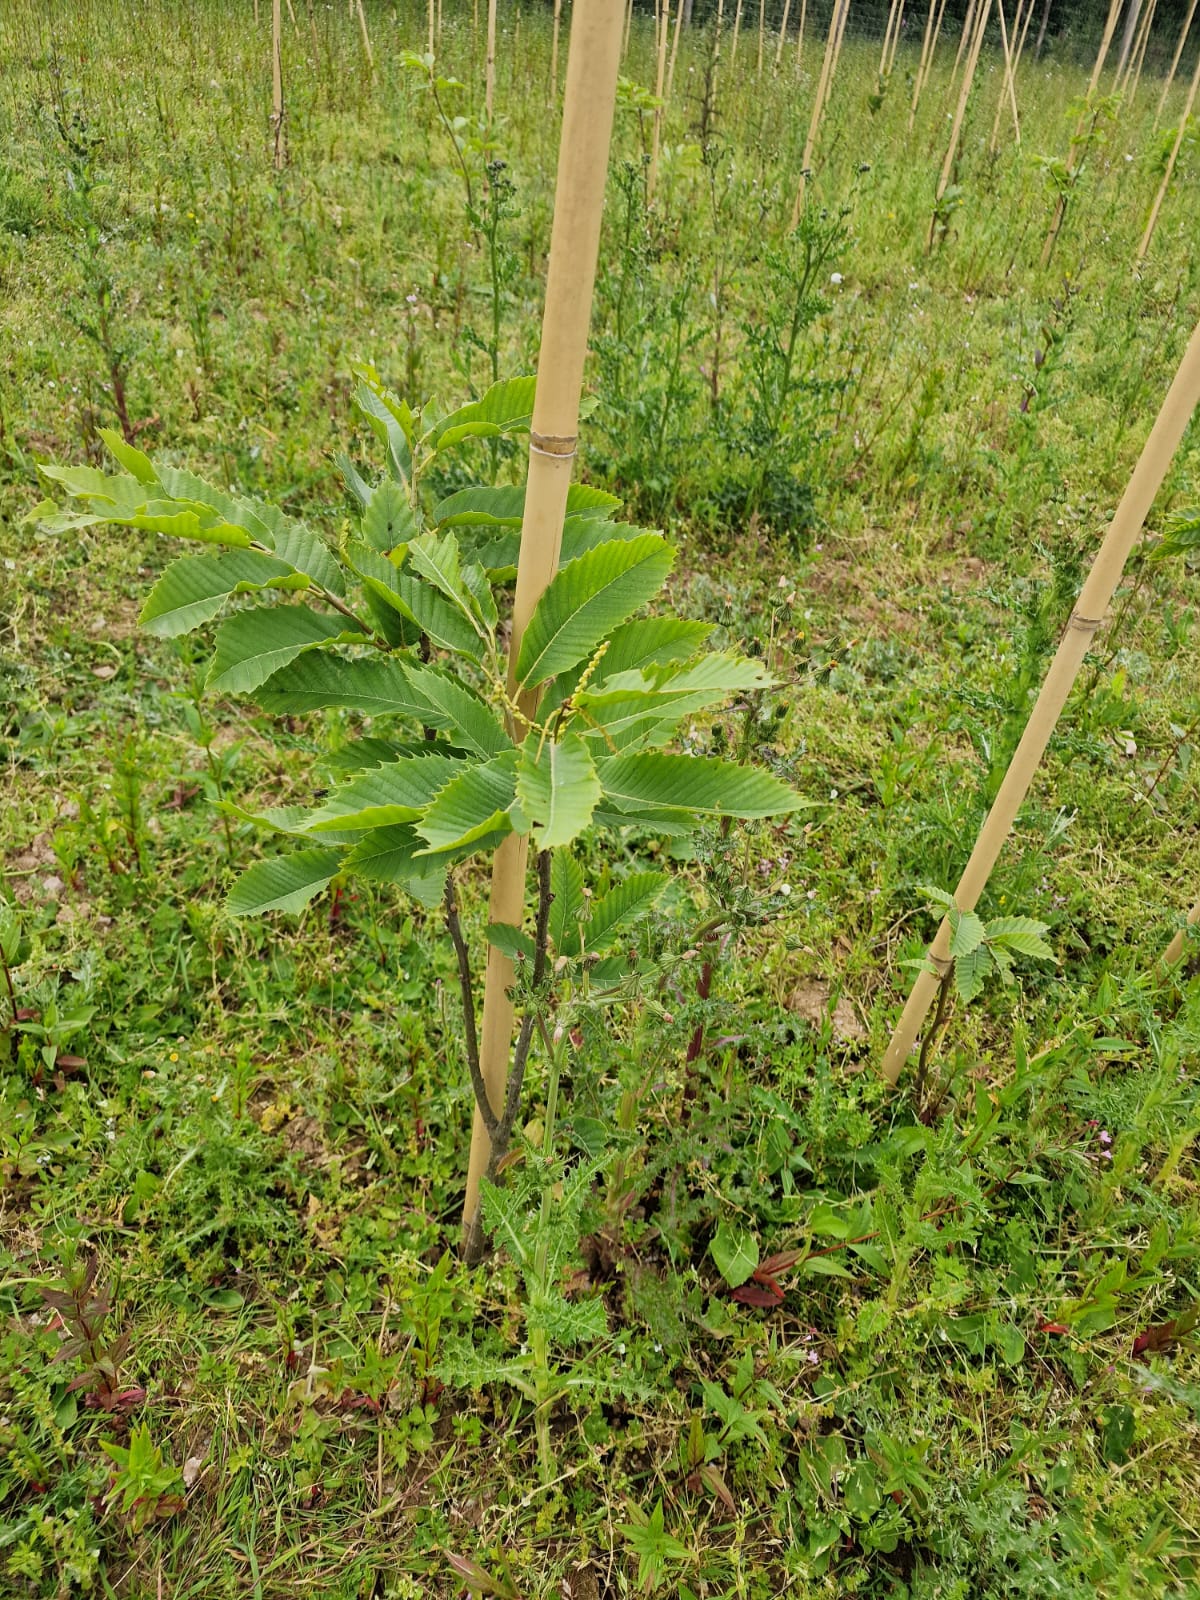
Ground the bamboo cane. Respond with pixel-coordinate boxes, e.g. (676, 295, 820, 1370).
(824, 0, 850, 110)
(551, 0, 562, 99)
(1041, 0, 1123, 266)
(990, 0, 1027, 149)
(879, 0, 902, 79)
(1124, 0, 1158, 107)
(1163, 898, 1200, 966)
(927, 0, 990, 251)
(1155, 0, 1198, 126)
(790, 0, 849, 222)
(882, 317, 1200, 1083)
(486, 0, 497, 118)
(649, 0, 671, 200)
(271, 0, 285, 169)
(428, 0, 436, 55)
(731, 0, 744, 68)
(461, 0, 627, 1256)
(1116, 0, 1144, 79)
(885, 0, 905, 75)
(354, 0, 374, 74)
(1013, 0, 1035, 81)
(1136, 43, 1200, 263)
(775, 0, 793, 70)
(623, 0, 633, 57)
(990, 0, 1020, 150)
(756, 0, 766, 74)
(910, 0, 949, 127)
(952, 0, 979, 81)
(794, 0, 807, 71)
(1117, 0, 1152, 92)
(285, 0, 297, 30)
(667, 0, 686, 102)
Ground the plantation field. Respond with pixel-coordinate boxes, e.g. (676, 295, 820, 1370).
(3, 0, 1200, 1595)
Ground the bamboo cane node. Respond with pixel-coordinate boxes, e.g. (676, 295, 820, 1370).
(529, 430, 578, 458)
(928, 952, 953, 976)
(1067, 611, 1104, 634)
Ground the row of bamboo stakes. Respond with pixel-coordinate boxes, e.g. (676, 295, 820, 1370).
(254, 0, 1199, 1238)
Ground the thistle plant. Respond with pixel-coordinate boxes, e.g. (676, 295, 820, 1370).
(39, 368, 805, 1247)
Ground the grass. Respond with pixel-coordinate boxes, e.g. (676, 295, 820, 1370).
(2, 0, 1200, 1595)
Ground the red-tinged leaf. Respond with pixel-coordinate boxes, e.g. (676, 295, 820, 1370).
(756, 1250, 805, 1278)
(1036, 1319, 1070, 1335)
(1132, 1310, 1197, 1356)
(732, 1282, 784, 1308)
(444, 1551, 504, 1595)
(699, 1462, 736, 1512)
(337, 1390, 381, 1413)
(40, 1292, 74, 1315)
(14, 1008, 39, 1023)
(54, 1052, 87, 1070)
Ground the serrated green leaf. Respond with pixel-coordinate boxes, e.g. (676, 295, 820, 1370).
(954, 943, 992, 1002)
(514, 733, 601, 850)
(434, 481, 620, 528)
(353, 372, 414, 483)
(402, 662, 512, 758)
(253, 505, 347, 597)
(139, 551, 298, 637)
(487, 922, 536, 962)
(597, 753, 806, 819)
(415, 754, 518, 856)
(98, 428, 157, 484)
(428, 376, 536, 449)
(227, 848, 343, 915)
(549, 850, 586, 953)
(207, 606, 364, 695)
(303, 752, 462, 831)
(253, 653, 433, 719)
(342, 824, 447, 906)
(361, 480, 416, 552)
(984, 917, 1054, 960)
(948, 908, 987, 959)
(349, 544, 481, 658)
(566, 870, 667, 957)
(516, 535, 674, 689)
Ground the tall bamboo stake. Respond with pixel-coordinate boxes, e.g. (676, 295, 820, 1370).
(1154, 0, 1198, 126)
(794, 0, 807, 70)
(882, 318, 1200, 1083)
(649, 0, 671, 200)
(428, 0, 436, 55)
(790, 0, 848, 222)
(1163, 897, 1200, 966)
(551, 0, 562, 99)
(623, 0, 633, 57)
(756, 0, 766, 73)
(354, 0, 374, 74)
(667, 0, 686, 102)
(271, 0, 285, 169)
(990, 0, 1020, 149)
(731, 0, 744, 68)
(952, 0, 979, 80)
(823, 0, 851, 111)
(1124, 0, 1158, 106)
(885, 0, 905, 74)
(1136, 43, 1200, 263)
(1116, 0, 1144, 79)
(927, 0, 990, 251)
(879, 0, 903, 79)
(462, 0, 626, 1256)
(486, 0, 497, 118)
(910, 0, 949, 127)
(775, 0, 793, 70)
(990, 0, 1028, 149)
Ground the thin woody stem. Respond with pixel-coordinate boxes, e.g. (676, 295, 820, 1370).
(444, 873, 495, 1138)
